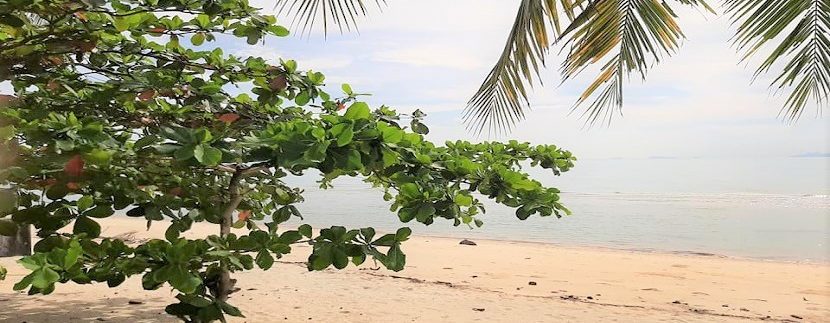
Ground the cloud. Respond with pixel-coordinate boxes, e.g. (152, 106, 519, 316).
(373, 46, 486, 70)
(232, 47, 354, 71)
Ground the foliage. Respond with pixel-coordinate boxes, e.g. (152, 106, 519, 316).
(274, 0, 828, 132)
(0, 0, 575, 321)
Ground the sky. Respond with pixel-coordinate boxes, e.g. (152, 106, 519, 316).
(2, 1, 825, 160)
(240, 0, 827, 160)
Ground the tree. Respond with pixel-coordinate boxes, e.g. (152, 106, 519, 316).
(0, 0, 575, 321)
(274, 0, 829, 132)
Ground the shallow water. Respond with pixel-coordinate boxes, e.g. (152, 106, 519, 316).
(283, 158, 830, 262)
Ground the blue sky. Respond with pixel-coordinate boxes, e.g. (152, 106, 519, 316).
(239, 0, 827, 159)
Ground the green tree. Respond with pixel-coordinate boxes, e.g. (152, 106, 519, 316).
(0, 0, 575, 321)
(275, 0, 829, 132)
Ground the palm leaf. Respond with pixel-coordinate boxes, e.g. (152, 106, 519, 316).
(558, 0, 711, 125)
(463, 0, 583, 135)
(273, 0, 386, 36)
(725, 0, 830, 120)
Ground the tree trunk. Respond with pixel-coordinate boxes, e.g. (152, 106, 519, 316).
(0, 222, 31, 257)
(215, 170, 243, 302)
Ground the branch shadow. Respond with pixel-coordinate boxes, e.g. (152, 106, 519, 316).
(0, 292, 177, 322)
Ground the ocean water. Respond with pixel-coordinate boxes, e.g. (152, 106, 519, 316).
(283, 158, 830, 262)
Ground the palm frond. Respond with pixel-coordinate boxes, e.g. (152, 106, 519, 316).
(274, 0, 386, 36)
(559, 0, 710, 125)
(725, 0, 830, 120)
(463, 0, 583, 135)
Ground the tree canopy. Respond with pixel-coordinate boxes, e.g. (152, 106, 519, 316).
(0, 0, 575, 321)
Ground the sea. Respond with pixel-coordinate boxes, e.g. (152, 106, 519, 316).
(283, 157, 830, 263)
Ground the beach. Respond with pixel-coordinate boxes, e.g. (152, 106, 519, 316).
(0, 217, 827, 322)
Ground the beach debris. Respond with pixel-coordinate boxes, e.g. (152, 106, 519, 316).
(802, 297, 808, 301)
(472, 308, 485, 312)
(471, 275, 478, 278)
(528, 281, 537, 286)
(127, 300, 144, 305)
(739, 308, 749, 312)
(722, 304, 729, 307)
(459, 239, 477, 246)
(560, 295, 579, 301)
(96, 318, 107, 321)
(586, 296, 594, 300)
(671, 300, 682, 304)
(790, 315, 803, 320)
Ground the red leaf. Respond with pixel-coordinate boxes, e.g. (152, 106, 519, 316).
(138, 90, 156, 102)
(73, 11, 88, 22)
(66, 182, 80, 191)
(238, 210, 252, 221)
(0, 95, 19, 107)
(168, 187, 183, 197)
(75, 40, 96, 53)
(268, 75, 287, 92)
(46, 80, 60, 91)
(217, 113, 240, 124)
(64, 155, 85, 177)
(337, 102, 346, 111)
(148, 27, 167, 34)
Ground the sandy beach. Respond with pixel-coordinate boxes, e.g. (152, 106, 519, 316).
(1, 217, 827, 322)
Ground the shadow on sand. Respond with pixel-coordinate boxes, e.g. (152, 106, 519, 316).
(0, 293, 176, 323)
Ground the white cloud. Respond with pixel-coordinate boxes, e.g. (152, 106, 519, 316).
(372, 46, 486, 70)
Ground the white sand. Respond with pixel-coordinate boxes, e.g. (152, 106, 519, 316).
(1, 217, 827, 322)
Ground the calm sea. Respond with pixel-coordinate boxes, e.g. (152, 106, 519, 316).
(283, 158, 830, 263)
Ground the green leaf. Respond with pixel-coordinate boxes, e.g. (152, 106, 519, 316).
(168, 266, 201, 294)
(298, 224, 312, 238)
(395, 227, 411, 241)
(399, 183, 420, 199)
(255, 249, 274, 270)
(344, 102, 370, 120)
(380, 127, 403, 144)
(85, 149, 113, 165)
(336, 126, 354, 147)
(0, 220, 17, 236)
(308, 245, 332, 270)
(84, 204, 114, 218)
(383, 244, 405, 271)
(415, 204, 436, 222)
(191, 33, 205, 45)
(332, 247, 348, 269)
(341, 83, 353, 95)
(0, 189, 16, 214)
(177, 294, 212, 307)
(73, 216, 101, 238)
(271, 25, 290, 37)
(410, 120, 429, 135)
(218, 300, 244, 317)
(64, 239, 82, 269)
(31, 267, 60, 289)
(0, 125, 15, 140)
(454, 193, 473, 207)
(76, 195, 93, 211)
(45, 184, 69, 200)
(295, 92, 310, 106)
(193, 144, 222, 166)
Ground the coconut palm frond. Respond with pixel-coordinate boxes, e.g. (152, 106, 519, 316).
(463, 0, 583, 135)
(273, 0, 386, 36)
(559, 0, 710, 125)
(725, 0, 830, 120)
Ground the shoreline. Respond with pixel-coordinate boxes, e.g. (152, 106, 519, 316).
(408, 232, 830, 266)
